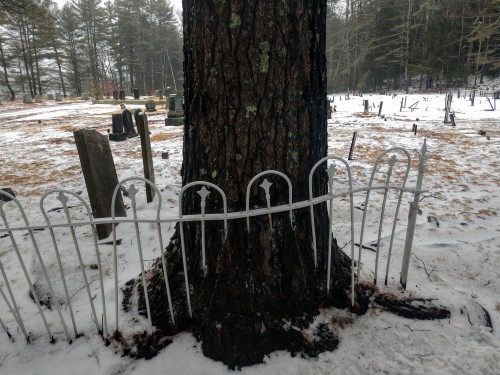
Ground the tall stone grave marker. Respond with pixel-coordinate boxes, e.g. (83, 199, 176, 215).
(133, 88, 140, 100)
(109, 113, 127, 142)
(119, 90, 126, 100)
(122, 109, 137, 137)
(74, 129, 127, 239)
(165, 93, 184, 126)
(113, 90, 119, 100)
(136, 112, 155, 203)
(55, 92, 62, 102)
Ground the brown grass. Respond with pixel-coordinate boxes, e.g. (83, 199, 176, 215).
(150, 133, 181, 142)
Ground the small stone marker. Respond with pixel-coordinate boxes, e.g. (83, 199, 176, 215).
(73, 129, 127, 239)
(35, 95, 42, 103)
(133, 88, 140, 100)
(136, 112, 155, 203)
(81, 93, 89, 100)
(55, 92, 62, 102)
(23, 93, 32, 104)
(119, 90, 126, 101)
(145, 99, 156, 112)
(47, 93, 54, 100)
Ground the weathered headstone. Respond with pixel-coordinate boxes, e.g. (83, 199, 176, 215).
(122, 109, 137, 137)
(35, 95, 42, 103)
(136, 112, 155, 203)
(119, 90, 126, 101)
(47, 93, 54, 100)
(133, 108, 142, 128)
(55, 92, 62, 102)
(133, 88, 140, 100)
(154, 90, 159, 97)
(145, 99, 156, 111)
(109, 113, 127, 142)
(73, 129, 126, 239)
(23, 93, 32, 104)
(165, 93, 185, 126)
(81, 93, 89, 100)
(113, 90, 119, 100)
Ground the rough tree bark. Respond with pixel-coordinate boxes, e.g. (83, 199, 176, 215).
(127, 0, 352, 368)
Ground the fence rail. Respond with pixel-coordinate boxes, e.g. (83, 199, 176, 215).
(0, 142, 427, 345)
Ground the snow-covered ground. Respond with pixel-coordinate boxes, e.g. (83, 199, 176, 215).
(0, 85, 499, 374)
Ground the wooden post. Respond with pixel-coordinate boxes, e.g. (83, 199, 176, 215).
(378, 101, 383, 117)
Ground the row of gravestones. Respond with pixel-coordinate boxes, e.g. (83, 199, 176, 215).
(109, 108, 141, 142)
(108, 102, 157, 141)
(22, 93, 63, 103)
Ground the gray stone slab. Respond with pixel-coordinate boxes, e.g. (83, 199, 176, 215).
(74, 129, 126, 239)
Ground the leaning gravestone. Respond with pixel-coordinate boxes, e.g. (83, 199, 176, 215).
(74, 129, 127, 239)
(136, 112, 155, 203)
(23, 93, 32, 104)
(122, 109, 137, 137)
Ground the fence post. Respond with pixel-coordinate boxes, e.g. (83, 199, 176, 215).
(400, 140, 427, 289)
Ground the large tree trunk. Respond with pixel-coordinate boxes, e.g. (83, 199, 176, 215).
(131, 0, 351, 368)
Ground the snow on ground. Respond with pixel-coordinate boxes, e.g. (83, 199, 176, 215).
(0, 87, 499, 374)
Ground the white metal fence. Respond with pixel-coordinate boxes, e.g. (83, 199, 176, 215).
(0, 142, 427, 345)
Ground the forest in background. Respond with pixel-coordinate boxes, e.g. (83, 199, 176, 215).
(0, 0, 499, 100)
(326, 0, 500, 92)
(0, 0, 182, 100)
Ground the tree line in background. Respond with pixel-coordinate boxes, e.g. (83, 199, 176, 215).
(1, 0, 500, 100)
(326, 0, 500, 92)
(0, 0, 182, 100)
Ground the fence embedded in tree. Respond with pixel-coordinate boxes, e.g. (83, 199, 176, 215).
(0, 142, 428, 345)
